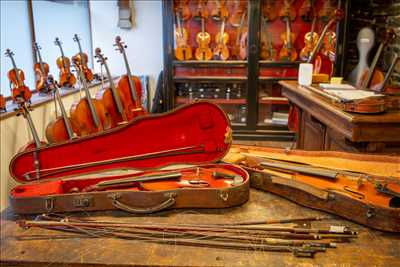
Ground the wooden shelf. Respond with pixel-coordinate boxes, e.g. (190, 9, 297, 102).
(173, 60, 247, 68)
(259, 60, 302, 67)
(173, 76, 247, 82)
(259, 97, 289, 105)
(176, 97, 246, 105)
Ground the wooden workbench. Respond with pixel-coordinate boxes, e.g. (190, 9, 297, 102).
(1, 189, 399, 267)
(280, 80, 400, 153)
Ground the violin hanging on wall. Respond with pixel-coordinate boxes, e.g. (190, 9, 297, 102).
(174, 0, 191, 21)
(54, 38, 76, 88)
(299, 1, 319, 61)
(33, 43, 52, 94)
(195, 12, 213, 60)
(175, 11, 193, 61)
(229, 0, 246, 27)
(278, 0, 297, 62)
(262, 0, 277, 22)
(231, 12, 247, 60)
(5, 49, 32, 103)
(213, 18, 230, 60)
(210, 0, 229, 22)
(72, 34, 94, 83)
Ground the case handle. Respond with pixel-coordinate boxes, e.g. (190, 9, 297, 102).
(108, 193, 176, 214)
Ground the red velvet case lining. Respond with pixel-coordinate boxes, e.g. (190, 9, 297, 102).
(10, 102, 231, 184)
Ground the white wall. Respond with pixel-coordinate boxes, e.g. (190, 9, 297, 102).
(89, 0, 164, 102)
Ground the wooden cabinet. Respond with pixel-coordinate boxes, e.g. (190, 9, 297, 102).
(281, 81, 400, 153)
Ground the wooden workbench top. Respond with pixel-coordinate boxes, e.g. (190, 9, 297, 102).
(1, 189, 399, 267)
(279, 80, 400, 124)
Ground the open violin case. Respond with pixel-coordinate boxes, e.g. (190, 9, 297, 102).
(9, 101, 249, 214)
(224, 145, 400, 232)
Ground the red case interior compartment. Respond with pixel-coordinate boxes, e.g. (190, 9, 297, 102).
(10, 101, 231, 183)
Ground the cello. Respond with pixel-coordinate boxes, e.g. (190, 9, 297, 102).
(54, 38, 77, 88)
(95, 48, 130, 127)
(114, 36, 146, 118)
(45, 75, 80, 143)
(72, 34, 94, 83)
(70, 58, 111, 136)
(5, 49, 32, 103)
(33, 43, 51, 94)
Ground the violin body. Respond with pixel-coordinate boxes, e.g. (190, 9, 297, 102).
(195, 32, 213, 60)
(278, 31, 297, 61)
(175, 25, 193, 60)
(359, 69, 385, 89)
(343, 98, 386, 114)
(299, 32, 319, 61)
(213, 31, 230, 60)
(56, 56, 77, 87)
(7, 69, 32, 102)
(45, 117, 80, 144)
(117, 75, 146, 119)
(72, 53, 94, 82)
(96, 86, 130, 127)
(70, 98, 111, 136)
(34, 62, 50, 93)
(0, 94, 5, 112)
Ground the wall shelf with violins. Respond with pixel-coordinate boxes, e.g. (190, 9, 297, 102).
(162, 0, 348, 140)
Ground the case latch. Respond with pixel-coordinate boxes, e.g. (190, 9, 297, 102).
(73, 196, 93, 208)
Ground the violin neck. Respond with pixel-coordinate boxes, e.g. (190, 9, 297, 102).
(236, 12, 246, 45)
(176, 12, 183, 37)
(36, 49, 46, 75)
(285, 18, 292, 49)
(379, 55, 400, 92)
(219, 19, 225, 43)
(78, 67, 101, 128)
(59, 45, 67, 69)
(122, 50, 138, 102)
(104, 60, 125, 118)
(54, 86, 75, 139)
(22, 104, 41, 148)
(201, 17, 205, 35)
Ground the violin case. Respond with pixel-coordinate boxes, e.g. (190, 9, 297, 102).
(9, 101, 249, 214)
(224, 145, 400, 232)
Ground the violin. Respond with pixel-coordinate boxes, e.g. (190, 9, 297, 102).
(279, 0, 296, 22)
(376, 54, 400, 93)
(299, 5, 318, 61)
(70, 58, 111, 136)
(306, 9, 343, 77)
(95, 48, 130, 127)
(210, 0, 228, 21)
(54, 38, 77, 88)
(318, 0, 336, 23)
(0, 94, 6, 112)
(45, 75, 80, 143)
(72, 34, 94, 83)
(175, 11, 193, 61)
(174, 0, 191, 21)
(193, 0, 208, 21)
(260, 18, 277, 60)
(33, 43, 51, 94)
(231, 12, 247, 59)
(213, 19, 230, 60)
(5, 49, 32, 103)
(114, 36, 146, 118)
(262, 0, 277, 22)
(299, 0, 313, 22)
(195, 16, 213, 60)
(359, 29, 396, 90)
(229, 0, 247, 27)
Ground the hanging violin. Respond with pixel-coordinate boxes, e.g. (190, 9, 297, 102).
(173, 0, 191, 21)
(229, 0, 246, 27)
(278, 1, 297, 62)
(262, 0, 277, 22)
(72, 34, 94, 83)
(33, 42, 51, 94)
(195, 13, 213, 60)
(260, 17, 277, 60)
(95, 48, 130, 127)
(175, 11, 193, 61)
(45, 75, 80, 143)
(193, 0, 208, 21)
(70, 58, 111, 136)
(114, 36, 146, 118)
(231, 12, 247, 60)
(54, 38, 77, 88)
(5, 49, 32, 103)
(213, 18, 230, 60)
(299, 3, 319, 61)
(210, 0, 228, 21)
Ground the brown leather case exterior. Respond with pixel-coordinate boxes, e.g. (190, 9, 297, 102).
(225, 145, 400, 232)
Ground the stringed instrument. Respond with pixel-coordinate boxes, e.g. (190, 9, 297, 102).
(299, 0, 313, 22)
(45, 75, 80, 143)
(195, 16, 213, 60)
(70, 58, 111, 136)
(95, 48, 130, 127)
(33, 43, 51, 94)
(175, 11, 193, 61)
(278, 2, 297, 62)
(229, 0, 246, 27)
(231, 12, 247, 59)
(0, 94, 6, 112)
(359, 28, 396, 90)
(72, 34, 94, 83)
(299, 3, 319, 61)
(377, 54, 400, 93)
(114, 36, 146, 118)
(318, 0, 336, 23)
(348, 27, 375, 86)
(193, 0, 208, 21)
(262, 0, 277, 22)
(174, 0, 191, 21)
(306, 9, 343, 77)
(210, 0, 229, 21)
(260, 18, 277, 60)
(54, 38, 77, 88)
(213, 18, 230, 60)
(5, 49, 32, 103)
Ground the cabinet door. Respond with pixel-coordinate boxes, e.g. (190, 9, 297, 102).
(302, 112, 326, 150)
